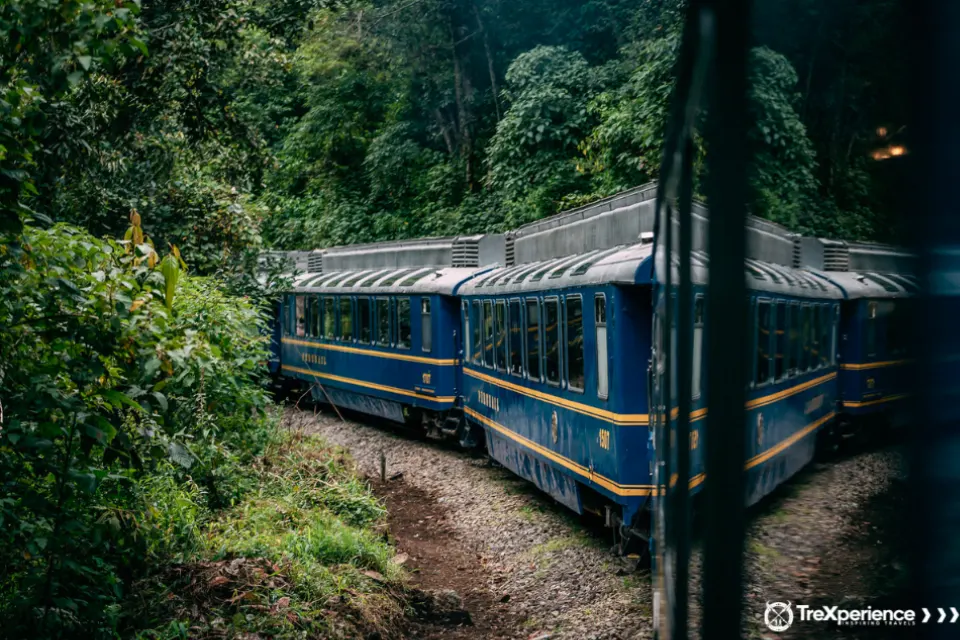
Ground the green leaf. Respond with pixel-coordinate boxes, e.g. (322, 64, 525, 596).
(100, 389, 144, 412)
(68, 469, 98, 494)
(77, 55, 92, 71)
(167, 442, 193, 469)
(150, 392, 168, 412)
(144, 356, 161, 377)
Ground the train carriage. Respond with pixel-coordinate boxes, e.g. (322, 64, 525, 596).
(651, 254, 845, 508)
(279, 266, 488, 439)
(459, 242, 657, 546)
(809, 270, 916, 430)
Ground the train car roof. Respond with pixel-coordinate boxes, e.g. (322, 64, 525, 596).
(287, 266, 493, 296)
(460, 243, 845, 299)
(805, 270, 918, 299)
(459, 243, 656, 294)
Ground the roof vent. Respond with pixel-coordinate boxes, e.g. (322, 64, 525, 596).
(452, 236, 480, 267)
(505, 233, 516, 267)
(307, 251, 323, 273)
(822, 244, 851, 272)
(792, 236, 803, 269)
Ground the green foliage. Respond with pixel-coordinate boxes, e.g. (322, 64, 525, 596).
(0, 0, 141, 234)
(581, 33, 683, 194)
(488, 46, 597, 226)
(746, 47, 818, 230)
(0, 221, 274, 637)
(133, 433, 406, 640)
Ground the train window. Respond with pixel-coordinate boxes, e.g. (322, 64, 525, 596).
(376, 297, 390, 345)
(802, 305, 814, 370)
(397, 298, 411, 349)
(595, 294, 608, 399)
(887, 301, 908, 356)
(482, 300, 494, 368)
(755, 300, 771, 385)
(787, 303, 799, 375)
(832, 304, 840, 364)
(295, 295, 306, 337)
(339, 297, 353, 341)
(307, 296, 319, 337)
(810, 305, 823, 369)
(544, 298, 561, 385)
(866, 301, 877, 357)
(774, 301, 786, 380)
(566, 296, 585, 392)
(283, 297, 292, 335)
(819, 305, 830, 368)
(322, 297, 335, 339)
(525, 298, 541, 380)
(471, 301, 482, 365)
(509, 299, 523, 376)
(495, 300, 507, 370)
(462, 302, 470, 360)
(357, 297, 372, 344)
(692, 295, 704, 398)
(421, 298, 432, 353)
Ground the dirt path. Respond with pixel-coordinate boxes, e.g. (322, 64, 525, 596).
(374, 476, 519, 639)
(284, 406, 906, 640)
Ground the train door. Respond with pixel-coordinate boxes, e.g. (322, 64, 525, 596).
(649, 287, 677, 633)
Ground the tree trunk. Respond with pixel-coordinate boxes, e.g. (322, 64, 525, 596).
(434, 108, 456, 155)
(473, 3, 500, 122)
(450, 18, 474, 189)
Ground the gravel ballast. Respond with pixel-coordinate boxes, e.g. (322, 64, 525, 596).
(285, 407, 906, 640)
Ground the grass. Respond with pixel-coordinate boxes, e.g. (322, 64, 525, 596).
(748, 540, 780, 557)
(526, 531, 597, 571)
(131, 431, 409, 639)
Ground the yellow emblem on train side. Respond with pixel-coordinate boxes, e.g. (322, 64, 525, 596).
(422, 371, 432, 385)
(551, 410, 559, 444)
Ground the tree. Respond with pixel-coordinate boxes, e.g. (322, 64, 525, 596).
(487, 46, 597, 226)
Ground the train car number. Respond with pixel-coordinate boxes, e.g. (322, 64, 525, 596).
(303, 353, 327, 366)
(599, 429, 610, 450)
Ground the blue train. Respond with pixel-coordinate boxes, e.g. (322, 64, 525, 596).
(269, 186, 914, 551)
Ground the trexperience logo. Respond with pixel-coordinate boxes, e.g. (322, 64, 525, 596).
(763, 602, 960, 632)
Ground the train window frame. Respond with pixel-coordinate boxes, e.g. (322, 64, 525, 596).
(774, 300, 787, 381)
(295, 295, 306, 338)
(811, 303, 822, 370)
(495, 300, 507, 371)
(818, 304, 830, 368)
(283, 296, 292, 336)
(339, 297, 354, 342)
(787, 302, 799, 376)
(471, 300, 482, 365)
(525, 297, 542, 382)
(482, 299, 495, 368)
(747, 299, 756, 387)
(832, 303, 840, 365)
(595, 293, 609, 400)
(543, 296, 562, 387)
(421, 298, 432, 353)
(755, 298, 772, 386)
(462, 301, 470, 361)
(866, 301, 878, 358)
(565, 294, 585, 394)
(376, 297, 391, 346)
(397, 297, 412, 350)
(357, 297, 372, 344)
(307, 296, 320, 338)
(692, 294, 704, 399)
(508, 298, 523, 377)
